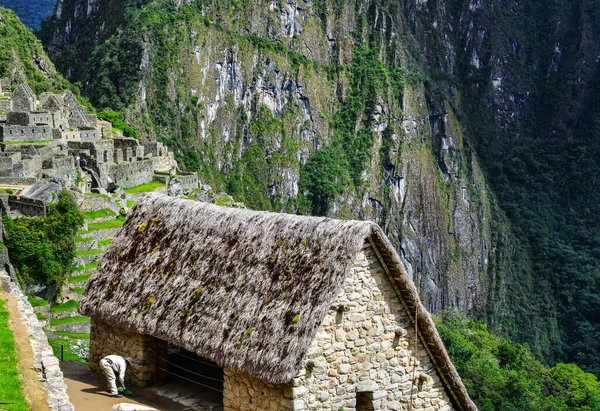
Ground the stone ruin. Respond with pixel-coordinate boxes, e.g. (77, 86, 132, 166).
(0, 80, 197, 216)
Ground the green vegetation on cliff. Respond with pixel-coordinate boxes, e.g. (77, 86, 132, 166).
(437, 311, 600, 410)
(3, 190, 84, 299)
(447, 0, 600, 374)
(0, 7, 69, 93)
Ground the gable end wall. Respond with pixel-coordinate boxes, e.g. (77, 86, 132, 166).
(224, 242, 454, 411)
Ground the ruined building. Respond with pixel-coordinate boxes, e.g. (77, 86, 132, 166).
(0, 80, 196, 216)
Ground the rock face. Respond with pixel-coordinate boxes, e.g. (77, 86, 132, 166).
(41, 0, 500, 322)
(39, 0, 600, 371)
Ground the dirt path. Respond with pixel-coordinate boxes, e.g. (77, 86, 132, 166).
(61, 362, 189, 411)
(3, 290, 49, 410)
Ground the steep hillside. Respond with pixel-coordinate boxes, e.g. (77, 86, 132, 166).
(0, 0, 55, 30)
(41, 0, 507, 323)
(40, 0, 600, 374)
(0, 7, 69, 93)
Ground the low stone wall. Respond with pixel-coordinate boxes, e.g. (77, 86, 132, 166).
(0, 177, 38, 185)
(8, 195, 46, 216)
(110, 159, 154, 188)
(89, 318, 158, 387)
(224, 370, 293, 411)
(0, 270, 74, 411)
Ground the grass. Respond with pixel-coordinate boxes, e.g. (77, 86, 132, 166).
(69, 274, 92, 284)
(98, 239, 113, 247)
(126, 200, 135, 208)
(75, 236, 94, 243)
(48, 339, 88, 364)
(35, 312, 47, 321)
(49, 300, 78, 313)
(49, 316, 89, 327)
(87, 216, 125, 231)
(86, 192, 110, 199)
(71, 261, 99, 273)
(26, 294, 48, 307)
(2, 140, 53, 145)
(0, 241, 5, 249)
(123, 181, 165, 194)
(70, 288, 84, 295)
(0, 298, 29, 410)
(75, 249, 102, 256)
(82, 208, 116, 219)
(54, 331, 90, 339)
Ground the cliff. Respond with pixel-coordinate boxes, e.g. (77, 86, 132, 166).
(40, 0, 600, 374)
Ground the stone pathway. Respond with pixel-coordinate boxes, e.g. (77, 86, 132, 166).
(151, 380, 223, 411)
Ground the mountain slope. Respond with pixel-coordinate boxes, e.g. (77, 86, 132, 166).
(0, 7, 69, 93)
(40, 0, 600, 374)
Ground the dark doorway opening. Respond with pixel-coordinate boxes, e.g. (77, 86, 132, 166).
(356, 391, 375, 411)
(156, 345, 223, 409)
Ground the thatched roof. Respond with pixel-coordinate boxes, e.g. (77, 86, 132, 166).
(79, 193, 476, 411)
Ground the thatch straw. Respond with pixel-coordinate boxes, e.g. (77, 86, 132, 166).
(79, 193, 476, 410)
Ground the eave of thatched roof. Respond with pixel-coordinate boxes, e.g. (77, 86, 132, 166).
(79, 193, 476, 411)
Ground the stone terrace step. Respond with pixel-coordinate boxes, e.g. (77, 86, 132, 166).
(49, 320, 91, 334)
(74, 250, 104, 266)
(49, 308, 79, 320)
(76, 238, 98, 251)
(83, 226, 123, 242)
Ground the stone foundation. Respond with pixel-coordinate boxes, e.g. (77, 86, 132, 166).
(89, 318, 159, 387)
(224, 369, 293, 411)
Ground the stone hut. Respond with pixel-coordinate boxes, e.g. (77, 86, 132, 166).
(79, 193, 477, 411)
(11, 84, 36, 112)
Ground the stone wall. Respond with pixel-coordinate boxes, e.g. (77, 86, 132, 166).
(110, 159, 154, 188)
(0, 152, 22, 171)
(178, 173, 199, 192)
(30, 112, 51, 125)
(89, 318, 158, 387)
(8, 195, 46, 216)
(0, 98, 12, 113)
(60, 129, 99, 142)
(0, 177, 38, 185)
(42, 156, 76, 183)
(6, 112, 32, 126)
(293, 243, 452, 411)
(0, 125, 53, 142)
(0, 270, 74, 410)
(223, 242, 454, 411)
(224, 369, 293, 411)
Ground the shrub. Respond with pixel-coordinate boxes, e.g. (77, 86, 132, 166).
(3, 189, 84, 300)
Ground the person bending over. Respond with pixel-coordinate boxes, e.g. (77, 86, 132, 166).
(100, 355, 133, 397)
